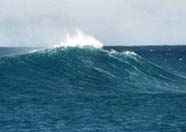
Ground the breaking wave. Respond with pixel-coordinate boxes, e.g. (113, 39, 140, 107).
(1, 30, 186, 131)
(54, 29, 103, 49)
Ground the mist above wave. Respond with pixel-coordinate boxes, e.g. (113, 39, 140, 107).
(54, 29, 103, 49)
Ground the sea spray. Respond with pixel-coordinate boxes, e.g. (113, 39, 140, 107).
(55, 29, 103, 48)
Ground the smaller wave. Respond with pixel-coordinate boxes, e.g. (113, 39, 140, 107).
(54, 29, 103, 49)
(28, 48, 46, 53)
(122, 51, 138, 56)
(107, 49, 138, 56)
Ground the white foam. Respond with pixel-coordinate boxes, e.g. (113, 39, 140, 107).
(108, 49, 137, 56)
(55, 29, 103, 49)
(122, 51, 137, 56)
(28, 49, 40, 53)
(28, 48, 47, 54)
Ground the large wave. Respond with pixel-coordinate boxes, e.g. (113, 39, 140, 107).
(1, 46, 186, 95)
(1, 31, 186, 95)
(1, 31, 186, 131)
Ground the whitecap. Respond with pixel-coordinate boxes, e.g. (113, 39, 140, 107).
(54, 29, 103, 49)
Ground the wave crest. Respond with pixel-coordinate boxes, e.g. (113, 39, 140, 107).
(55, 29, 103, 49)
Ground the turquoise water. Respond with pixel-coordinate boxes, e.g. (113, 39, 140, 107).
(0, 46, 186, 131)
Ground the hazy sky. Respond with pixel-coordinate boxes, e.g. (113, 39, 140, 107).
(0, 0, 186, 46)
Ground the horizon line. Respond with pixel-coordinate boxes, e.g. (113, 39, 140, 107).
(0, 44, 186, 48)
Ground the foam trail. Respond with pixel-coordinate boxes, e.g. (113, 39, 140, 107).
(55, 29, 103, 48)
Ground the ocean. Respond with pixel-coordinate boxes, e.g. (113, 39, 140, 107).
(0, 46, 186, 131)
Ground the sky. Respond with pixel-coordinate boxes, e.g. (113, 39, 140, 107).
(0, 0, 186, 46)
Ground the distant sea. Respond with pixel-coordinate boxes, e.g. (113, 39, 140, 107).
(0, 46, 186, 131)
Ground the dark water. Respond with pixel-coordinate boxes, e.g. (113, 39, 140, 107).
(0, 46, 186, 132)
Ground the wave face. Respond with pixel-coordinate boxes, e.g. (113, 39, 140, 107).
(0, 46, 186, 131)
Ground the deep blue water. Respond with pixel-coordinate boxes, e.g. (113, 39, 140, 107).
(0, 46, 186, 131)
